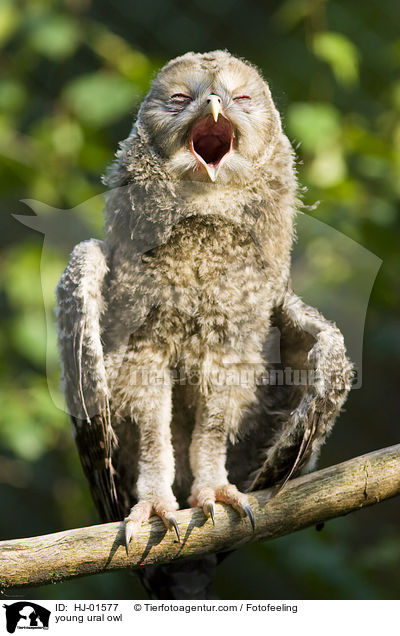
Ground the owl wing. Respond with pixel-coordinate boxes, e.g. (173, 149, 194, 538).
(249, 288, 353, 491)
(56, 239, 121, 522)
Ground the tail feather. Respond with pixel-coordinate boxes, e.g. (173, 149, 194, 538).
(139, 556, 218, 600)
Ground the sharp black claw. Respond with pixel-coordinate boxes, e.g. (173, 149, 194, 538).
(205, 502, 215, 525)
(244, 504, 255, 531)
(169, 518, 180, 543)
(125, 520, 133, 554)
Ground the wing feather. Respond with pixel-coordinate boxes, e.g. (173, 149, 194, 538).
(56, 239, 122, 522)
(249, 289, 353, 491)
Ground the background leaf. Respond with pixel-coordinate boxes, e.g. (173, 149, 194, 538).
(64, 71, 141, 127)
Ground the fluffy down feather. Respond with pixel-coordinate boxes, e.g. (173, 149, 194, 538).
(56, 50, 352, 599)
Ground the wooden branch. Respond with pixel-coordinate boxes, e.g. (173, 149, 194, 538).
(1, 444, 400, 590)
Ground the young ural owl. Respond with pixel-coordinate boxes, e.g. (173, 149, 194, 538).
(56, 50, 352, 598)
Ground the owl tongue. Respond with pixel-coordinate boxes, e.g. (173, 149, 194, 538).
(191, 115, 233, 181)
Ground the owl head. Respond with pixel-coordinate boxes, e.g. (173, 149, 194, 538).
(136, 50, 283, 185)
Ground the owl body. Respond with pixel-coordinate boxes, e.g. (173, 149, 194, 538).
(56, 51, 352, 598)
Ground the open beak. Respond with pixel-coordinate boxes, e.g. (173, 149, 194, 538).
(190, 94, 233, 182)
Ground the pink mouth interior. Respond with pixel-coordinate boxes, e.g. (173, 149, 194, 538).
(191, 116, 233, 167)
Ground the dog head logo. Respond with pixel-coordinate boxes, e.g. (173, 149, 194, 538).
(3, 602, 50, 633)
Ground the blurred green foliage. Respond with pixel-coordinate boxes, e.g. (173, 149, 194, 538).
(0, 0, 399, 600)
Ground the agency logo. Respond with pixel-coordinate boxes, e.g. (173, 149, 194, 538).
(2, 603, 50, 634)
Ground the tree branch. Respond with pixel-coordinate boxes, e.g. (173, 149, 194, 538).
(1, 444, 400, 590)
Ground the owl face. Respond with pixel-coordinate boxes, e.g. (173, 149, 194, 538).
(138, 51, 281, 184)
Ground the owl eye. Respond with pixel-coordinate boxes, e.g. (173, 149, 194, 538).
(233, 95, 251, 102)
(170, 93, 192, 105)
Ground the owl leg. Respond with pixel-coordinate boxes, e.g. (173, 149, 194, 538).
(124, 370, 179, 548)
(188, 383, 256, 530)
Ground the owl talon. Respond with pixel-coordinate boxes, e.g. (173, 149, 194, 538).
(244, 504, 255, 531)
(204, 501, 215, 525)
(191, 483, 254, 530)
(169, 517, 180, 542)
(124, 519, 134, 553)
(124, 498, 178, 552)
